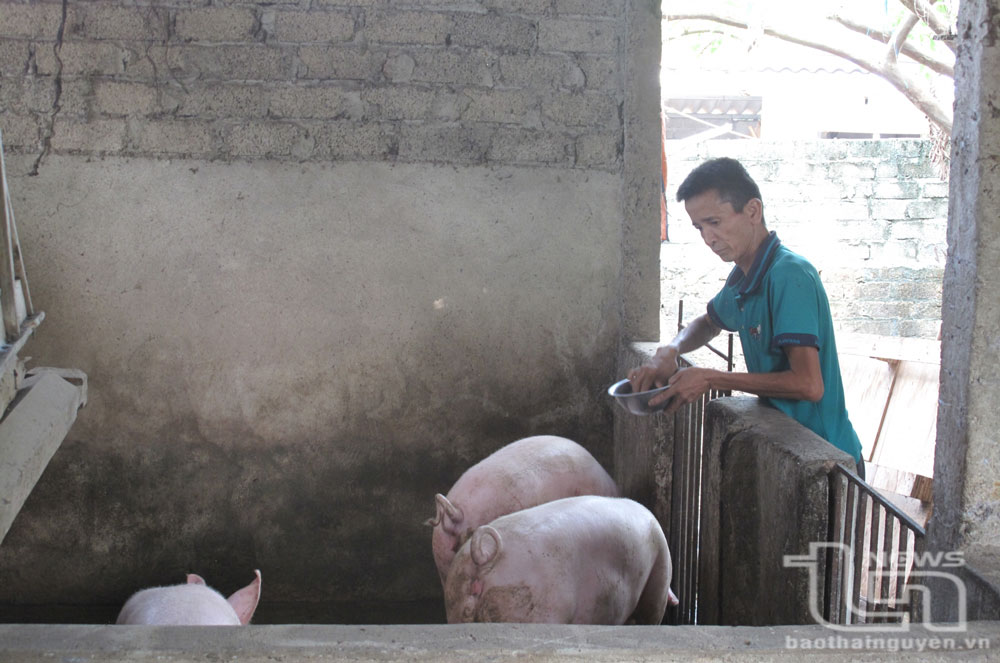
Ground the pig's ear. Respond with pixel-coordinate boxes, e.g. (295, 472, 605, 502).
(431, 494, 463, 534)
(668, 588, 679, 606)
(227, 569, 262, 625)
(470, 526, 502, 569)
(186, 574, 207, 585)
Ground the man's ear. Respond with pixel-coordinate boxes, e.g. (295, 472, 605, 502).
(744, 198, 763, 224)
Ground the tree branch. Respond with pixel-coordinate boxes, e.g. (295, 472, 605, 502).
(666, 10, 953, 133)
(898, 0, 957, 52)
(829, 14, 954, 77)
(671, 28, 739, 55)
(673, 27, 734, 40)
(886, 12, 920, 63)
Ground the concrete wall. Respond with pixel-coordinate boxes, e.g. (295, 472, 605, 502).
(924, 0, 1000, 622)
(661, 139, 947, 342)
(698, 398, 853, 626)
(0, 0, 663, 618)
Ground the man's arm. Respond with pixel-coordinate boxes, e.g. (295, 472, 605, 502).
(628, 313, 722, 393)
(657, 345, 824, 412)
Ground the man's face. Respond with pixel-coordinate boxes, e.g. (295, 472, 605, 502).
(684, 189, 761, 269)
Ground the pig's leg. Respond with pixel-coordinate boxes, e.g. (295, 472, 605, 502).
(630, 541, 671, 625)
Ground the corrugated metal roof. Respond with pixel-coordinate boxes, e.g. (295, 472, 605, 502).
(665, 96, 762, 116)
(663, 65, 869, 76)
(759, 66, 868, 75)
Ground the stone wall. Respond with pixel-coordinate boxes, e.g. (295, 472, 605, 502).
(1, 0, 627, 170)
(0, 0, 663, 619)
(661, 139, 946, 342)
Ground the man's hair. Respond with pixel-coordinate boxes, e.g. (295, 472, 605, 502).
(676, 157, 764, 223)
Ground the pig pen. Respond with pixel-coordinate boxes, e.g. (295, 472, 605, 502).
(0, 0, 667, 636)
(0, 0, 903, 644)
(4, 359, 1000, 663)
(0, 339, 855, 631)
(0, 156, 633, 627)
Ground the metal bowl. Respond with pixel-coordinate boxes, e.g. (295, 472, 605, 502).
(607, 378, 672, 416)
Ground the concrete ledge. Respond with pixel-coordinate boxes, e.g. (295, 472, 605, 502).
(699, 397, 855, 626)
(0, 622, 997, 662)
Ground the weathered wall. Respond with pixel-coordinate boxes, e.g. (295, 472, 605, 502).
(661, 140, 947, 341)
(698, 398, 852, 627)
(0, 0, 662, 618)
(924, 0, 1000, 622)
(2, 1, 629, 168)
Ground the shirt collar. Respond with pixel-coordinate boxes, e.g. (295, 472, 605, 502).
(726, 231, 781, 301)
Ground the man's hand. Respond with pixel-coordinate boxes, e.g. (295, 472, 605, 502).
(657, 346, 824, 414)
(627, 347, 680, 395)
(662, 366, 716, 413)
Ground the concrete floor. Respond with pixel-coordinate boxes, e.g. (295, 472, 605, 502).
(1, 622, 998, 662)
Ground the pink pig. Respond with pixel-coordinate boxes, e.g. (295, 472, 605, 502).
(443, 496, 674, 624)
(427, 435, 619, 583)
(115, 570, 261, 625)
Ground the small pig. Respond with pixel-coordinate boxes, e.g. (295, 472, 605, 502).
(444, 495, 672, 624)
(116, 570, 261, 625)
(427, 435, 619, 583)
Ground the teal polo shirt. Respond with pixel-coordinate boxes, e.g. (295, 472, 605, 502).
(706, 232, 863, 463)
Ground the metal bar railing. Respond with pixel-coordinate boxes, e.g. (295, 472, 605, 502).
(666, 374, 732, 623)
(668, 371, 692, 624)
(665, 300, 736, 625)
(825, 464, 925, 625)
(662, 301, 922, 627)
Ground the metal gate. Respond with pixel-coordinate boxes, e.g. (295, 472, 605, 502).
(825, 465, 926, 625)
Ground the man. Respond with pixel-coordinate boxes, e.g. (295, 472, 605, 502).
(628, 157, 865, 478)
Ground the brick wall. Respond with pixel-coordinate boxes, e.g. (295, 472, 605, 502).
(0, 0, 625, 170)
(662, 139, 946, 342)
